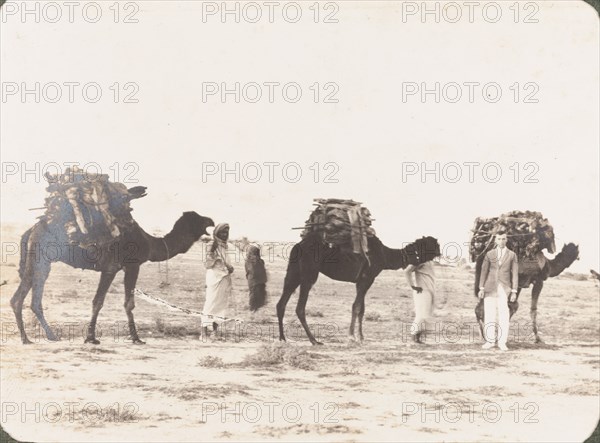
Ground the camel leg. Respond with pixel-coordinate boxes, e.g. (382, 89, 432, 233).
(474, 256, 487, 341)
(10, 278, 34, 344)
(276, 262, 301, 342)
(475, 299, 484, 340)
(85, 271, 117, 344)
(348, 300, 358, 341)
(348, 264, 364, 339)
(531, 281, 544, 343)
(349, 277, 373, 342)
(508, 287, 521, 319)
(123, 265, 144, 344)
(11, 229, 35, 344)
(356, 295, 366, 342)
(357, 279, 375, 342)
(296, 277, 320, 345)
(348, 292, 359, 340)
(29, 259, 59, 341)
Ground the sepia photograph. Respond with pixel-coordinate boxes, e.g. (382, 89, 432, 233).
(1, 1, 599, 441)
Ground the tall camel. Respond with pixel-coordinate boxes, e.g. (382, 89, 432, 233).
(277, 232, 440, 345)
(474, 243, 579, 343)
(10, 211, 214, 345)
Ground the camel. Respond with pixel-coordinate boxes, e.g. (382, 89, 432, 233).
(10, 211, 214, 345)
(474, 243, 579, 343)
(276, 232, 440, 345)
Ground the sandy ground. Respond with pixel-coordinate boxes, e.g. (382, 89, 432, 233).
(1, 223, 599, 442)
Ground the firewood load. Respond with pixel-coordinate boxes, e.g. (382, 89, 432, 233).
(300, 198, 376, 257)
(41, 166, 147, 247)
(470, 210, 556, 262)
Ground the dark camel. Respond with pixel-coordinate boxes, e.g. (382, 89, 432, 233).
(10, 211, 214, 344)
(474, 243, 579, 343)
(277, 233, 440, 345)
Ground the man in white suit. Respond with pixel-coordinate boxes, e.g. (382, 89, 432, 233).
(478, 231, 519, 351)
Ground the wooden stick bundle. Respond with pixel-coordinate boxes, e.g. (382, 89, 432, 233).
(470, 210, 556, 261)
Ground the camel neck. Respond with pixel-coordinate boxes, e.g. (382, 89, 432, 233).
(548, 250, 577, 277)
(147, 231, 193, 262)
(382, 245, 408, 270)
(146, 235, 171, 262)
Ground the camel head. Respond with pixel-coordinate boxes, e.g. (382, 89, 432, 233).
(171, 211, 215, 242)
(558, 242, 580, 264)
(546, 242, 579, 278)
(405, 236, 441, 265)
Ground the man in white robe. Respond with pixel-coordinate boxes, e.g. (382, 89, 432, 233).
(202, 223, 233, 339)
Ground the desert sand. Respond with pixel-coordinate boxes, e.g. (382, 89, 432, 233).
(1, 223, 598, 442)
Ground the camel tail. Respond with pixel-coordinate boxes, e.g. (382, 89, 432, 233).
(18, 228, 33, 280)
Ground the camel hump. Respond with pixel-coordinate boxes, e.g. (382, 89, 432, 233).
(41, 172, 146, 248)
(470, 211, 556, 262)
(301, 198, 375, 258)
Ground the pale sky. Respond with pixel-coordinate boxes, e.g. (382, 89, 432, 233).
(1, 1, 598, 272)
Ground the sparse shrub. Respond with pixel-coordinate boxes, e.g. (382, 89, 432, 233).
(365, 312, 382, 322)
(283, 347, 315, 370)
(154, 317, 188, 337)
(341, 365, 359, 375)
(243, 343, 315, 370)
(562, 272, 588, 281)
(244, 343, 286, 366)
(155, 317, 166, 333)
(306, 309, 324, 317)
(198, 355, 226, 368)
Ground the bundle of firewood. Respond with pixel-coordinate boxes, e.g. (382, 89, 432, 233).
(300, 198, 376, 255)
(42, 166, 142, 246)
(470, 210, 556, 261)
